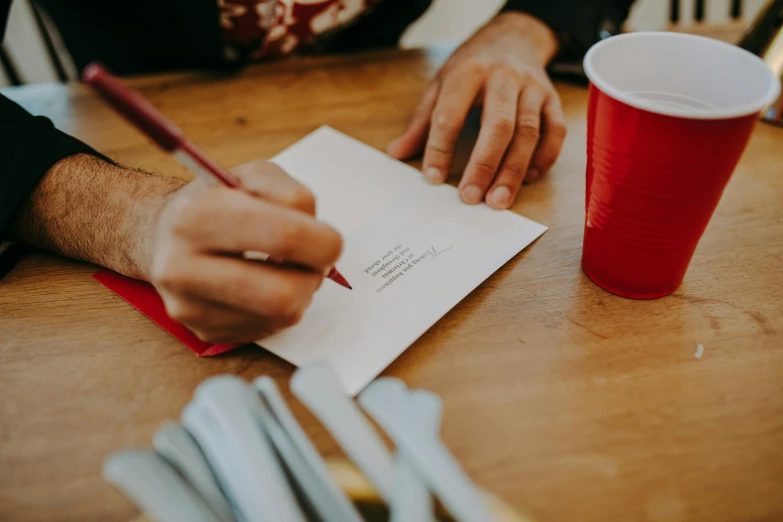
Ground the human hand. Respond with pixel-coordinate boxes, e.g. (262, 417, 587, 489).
(388, 12, 567, 209)
(148, 160, 343, 343)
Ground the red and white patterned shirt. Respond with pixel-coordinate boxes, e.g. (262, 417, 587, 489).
(218, 0, 380, 61)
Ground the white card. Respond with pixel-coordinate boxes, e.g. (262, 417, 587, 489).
(260, 127, 547, 395)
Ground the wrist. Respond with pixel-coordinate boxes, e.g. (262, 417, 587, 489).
(122, 171, 186, 282)
(494, 11, 560, 66)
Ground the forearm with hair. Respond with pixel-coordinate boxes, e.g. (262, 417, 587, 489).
(8, 154, 185, 281)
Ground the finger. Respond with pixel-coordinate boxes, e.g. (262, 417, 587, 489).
(526, 95, 567, 183)
(170, 188, 343, 269)
(154, 254, 323, 327)
(160, 296, 282, 343)
(422, 62, 487, 185)
(230, 160, 316, 216)
(485, 85, 546, 209)
(387, 82, 440, 160)
(458, 68, 521, 204)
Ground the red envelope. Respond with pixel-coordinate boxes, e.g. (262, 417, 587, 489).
(93, 270, 240, 357)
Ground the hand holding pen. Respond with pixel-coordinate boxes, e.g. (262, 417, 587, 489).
(83, 64, 349, 343)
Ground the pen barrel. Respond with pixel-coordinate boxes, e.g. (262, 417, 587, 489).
(83, 64, 184, 152)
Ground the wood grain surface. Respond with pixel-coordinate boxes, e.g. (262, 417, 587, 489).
(1, 47, 782, 522)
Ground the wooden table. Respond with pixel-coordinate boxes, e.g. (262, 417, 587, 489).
(1, 47, 782, 522)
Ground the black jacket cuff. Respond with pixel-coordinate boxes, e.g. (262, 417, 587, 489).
(501, 0, 632, 62)
(0, 115, 104, 238)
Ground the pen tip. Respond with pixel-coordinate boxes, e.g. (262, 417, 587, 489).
(329, 270, 352, 290)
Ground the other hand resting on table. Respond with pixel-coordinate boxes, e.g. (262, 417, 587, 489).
(389, 12, 567, 210)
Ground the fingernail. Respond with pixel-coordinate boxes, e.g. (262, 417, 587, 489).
(387, 138, 401, 155)
(424, 167, 443, 184)
(489, 186, 512, 208)
(461, 185, 483, 204)
(525, 168, 541, 184)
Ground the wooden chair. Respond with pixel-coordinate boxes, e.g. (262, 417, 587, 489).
(628, 0, 772, 42)
(630, 0, 783, 124)
(0, 0, 74, 86)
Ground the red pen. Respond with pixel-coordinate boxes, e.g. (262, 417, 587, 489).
(82, 63, 351, 290)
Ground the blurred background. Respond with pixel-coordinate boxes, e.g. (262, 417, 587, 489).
(0, 0, 770, 86)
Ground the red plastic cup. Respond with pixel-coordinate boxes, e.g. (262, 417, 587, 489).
(582, 32, 781, 299)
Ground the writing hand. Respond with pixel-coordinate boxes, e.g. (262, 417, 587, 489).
(150, 160, 343, 343)
(388, 12, 567, 210)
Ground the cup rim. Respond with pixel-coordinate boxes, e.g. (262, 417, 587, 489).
(583, 32, 782, 120)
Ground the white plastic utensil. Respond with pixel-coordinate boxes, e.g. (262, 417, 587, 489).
(181, 376, 306, 522)
(253, 377, 364, 522)
(359, 378, 497, 522)
(253, 388, 356, 522)
(290, 362, 396, 501)
(410, 390, 443, 432)
(103, 450, 221, 522)
(153, 421, 236, 522)
(390, 389, 443, 522)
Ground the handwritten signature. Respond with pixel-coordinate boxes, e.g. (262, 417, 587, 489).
(425, 244, 454, 259)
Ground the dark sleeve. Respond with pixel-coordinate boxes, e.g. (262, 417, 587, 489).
(0, 94, 104, 236)
(0, 94, 105, 277)
(502, 0, 635, 60)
